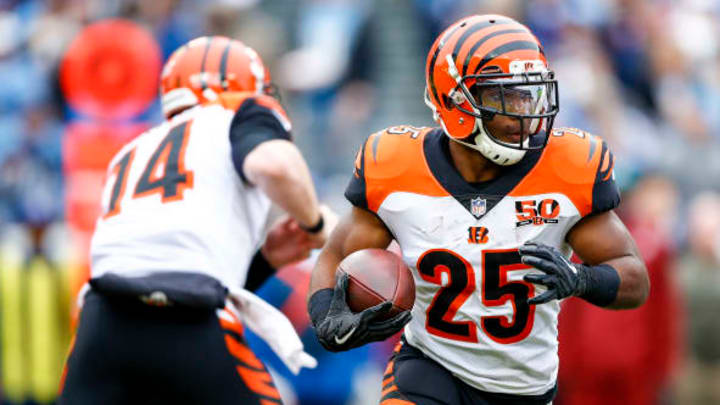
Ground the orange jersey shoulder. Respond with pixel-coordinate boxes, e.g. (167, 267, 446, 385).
(347, 126, 447, 212)
(510, 127, 619, 216)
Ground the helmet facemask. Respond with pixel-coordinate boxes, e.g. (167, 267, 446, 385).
(444, 61, 559, 165)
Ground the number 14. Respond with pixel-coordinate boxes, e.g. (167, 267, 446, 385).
(103, 121, 194, 219)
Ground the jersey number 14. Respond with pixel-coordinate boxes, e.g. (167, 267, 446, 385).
(104, 121, 194, 219)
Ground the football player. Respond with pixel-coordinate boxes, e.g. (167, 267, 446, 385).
(308, 14, 649, 405)
(59, 36, 328, 404)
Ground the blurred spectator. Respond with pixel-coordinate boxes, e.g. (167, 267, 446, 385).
(26, 0, 84, 67)
(277, 0, 370, 93)
(556, 174, 684, 405)
(204, 1, 286, 66)
(412, 0, 475, 48)
(598, 0, 656, 113)
(275, 0, 375, 178)
(648, 1, 718, 143)
(676, 192, 720, 405)
(118, 0, 198, 59)
(549, 25, 623, 140)
(0, 104, 64, 232)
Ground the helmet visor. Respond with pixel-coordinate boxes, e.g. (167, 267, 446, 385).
(475, 84, 546, 115)
(469, 74, 556, 119)
(454, 71, 559, 150)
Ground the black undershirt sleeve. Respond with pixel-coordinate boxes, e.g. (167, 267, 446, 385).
(244, 249, 276, 292)
(229, 98, 292, 183)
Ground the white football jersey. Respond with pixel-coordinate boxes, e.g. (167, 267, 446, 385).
(345, 126, 619, 395)
(91, 93, 291, 291)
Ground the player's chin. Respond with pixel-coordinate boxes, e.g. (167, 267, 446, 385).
(496, 133, 523, 144)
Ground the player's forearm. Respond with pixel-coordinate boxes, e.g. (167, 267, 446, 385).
(309, 246, 343, 298)
(257, 169, 320, 228)
(565, 211, 650, 309)
(308, 208, 395, 300)
(246, 141, 321, 228)
(308, 218, 372, 298)
(600, 254, 649, 309)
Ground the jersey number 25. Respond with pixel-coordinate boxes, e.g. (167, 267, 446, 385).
(417, 249, 536, 344)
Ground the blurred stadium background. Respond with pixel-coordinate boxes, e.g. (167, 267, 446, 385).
(1, 0, 719, 404)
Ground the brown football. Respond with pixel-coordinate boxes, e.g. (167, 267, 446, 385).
(337, 248, 415, 320)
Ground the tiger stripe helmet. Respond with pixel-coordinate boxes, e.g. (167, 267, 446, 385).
(424, 15, 559, 165)
(160, 36, 272, 118)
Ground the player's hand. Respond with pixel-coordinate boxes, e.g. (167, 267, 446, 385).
(519, 242, 589, 305)
(314, 273, 411, 352)
(262, 215, 313, 268)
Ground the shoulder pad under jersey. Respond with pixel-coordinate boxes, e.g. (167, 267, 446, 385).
(345, 126, 446, 213)
(510, 127, 620, 217)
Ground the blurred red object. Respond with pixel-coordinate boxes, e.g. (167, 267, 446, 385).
(62, 121, 148, 229)
(60, 19, 161, 120)
(556, 217, 684, 405)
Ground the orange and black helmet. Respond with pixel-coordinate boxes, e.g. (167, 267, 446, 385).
(160, 36, 276, 118)
(424, 15, 559, 165)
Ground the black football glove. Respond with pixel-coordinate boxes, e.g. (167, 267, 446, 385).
(519, 242, 589, 305)
(312, 273, 412, 352)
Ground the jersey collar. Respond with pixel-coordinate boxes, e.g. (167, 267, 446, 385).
(423, 129, 544, 219)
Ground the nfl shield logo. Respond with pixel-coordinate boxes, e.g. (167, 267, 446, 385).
(470, 197, 486, 218)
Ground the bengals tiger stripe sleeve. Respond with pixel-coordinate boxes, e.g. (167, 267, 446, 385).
(344, 135, 371, 211)
(590, 139, 620, 215)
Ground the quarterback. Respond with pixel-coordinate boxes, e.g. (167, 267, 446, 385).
(59, 37, 327, 404)
(308, 15, 649, 405)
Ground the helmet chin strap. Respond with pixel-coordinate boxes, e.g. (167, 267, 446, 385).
(470, 119, 527, 166)
(447, 120, 526, 166)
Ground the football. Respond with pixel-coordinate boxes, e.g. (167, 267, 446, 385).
(337, 248, 415, 319)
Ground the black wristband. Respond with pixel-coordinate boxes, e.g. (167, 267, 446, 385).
(299, 214, 324, 234)
(579, 263, 621, 307)
(308, 288, 333, 327)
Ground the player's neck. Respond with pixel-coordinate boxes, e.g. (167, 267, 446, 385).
(448, 139, 503, 183)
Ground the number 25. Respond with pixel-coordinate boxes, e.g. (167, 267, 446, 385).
(417, 249, 536, 344)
